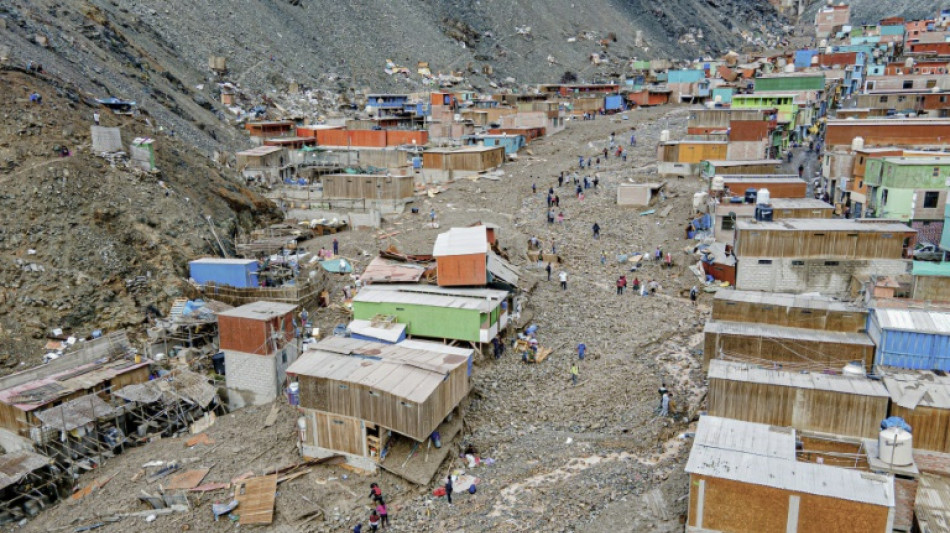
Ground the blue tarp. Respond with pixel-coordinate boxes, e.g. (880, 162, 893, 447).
(881, 416, 912, 433)
(320, 258, 353, 273)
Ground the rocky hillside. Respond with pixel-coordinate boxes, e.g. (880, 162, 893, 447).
(1, 0, 792, 154)
(0, 68, 279, 371)
(802, 0, 950, 26)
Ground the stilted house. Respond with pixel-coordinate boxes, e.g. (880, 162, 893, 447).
(287, 337, 472, 480)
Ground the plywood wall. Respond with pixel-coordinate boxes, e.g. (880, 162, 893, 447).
(712, 300, 867, 332)
(735, 228, 909, 259)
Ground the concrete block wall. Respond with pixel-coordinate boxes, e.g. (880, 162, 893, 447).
(224, 350, 278, 406)
(736, 258, 911, 296)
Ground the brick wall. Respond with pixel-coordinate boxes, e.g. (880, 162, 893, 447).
(224, 350, 278, 405)
(736, 258, 911, 295)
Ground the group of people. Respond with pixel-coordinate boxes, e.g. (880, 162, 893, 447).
(354, 483, 390, 532)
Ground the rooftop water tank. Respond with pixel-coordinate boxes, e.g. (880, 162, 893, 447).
(757, 188, 771, 206)
(784, 63, 795, 73)
(711, 176, 725, 191)
(842, 361, 866, 377)
(852, 136, 865, 151)
(660, 129, 671, 142)
(879, 427, 913, 467)
(744, 188, 758, 204)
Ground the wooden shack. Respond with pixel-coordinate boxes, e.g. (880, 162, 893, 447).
(320, 174, 414, 201)
(703, 320, 875, 371)
(433, 226, 489, 287)
(245, 121, 295, 138)
(701, 159, 782, 178)
(0, 332, 147, 437)
(686, 416, 895, 533)
(708, 360, 890, 439)
(712, 290, 867, 332)
(735, 219, 915, 259)
(713, 198, 833, 243)
(880, 368, 950, 453)
(657, 141, 728, 177)
(719, 176, 807, 198)
(287, 337, 472, 474)
(422, 146, 505, 173)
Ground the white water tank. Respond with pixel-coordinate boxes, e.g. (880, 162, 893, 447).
(693, 191, 709, 211)
(852, 136, 865, 151)
(879, 427, 913, 466)
(819, 39, 828, 48)
(842, 362, 866, 377)
(784, 63, 795, 73)
(660, 129, 670, 142)
(757, 188, 771, 205)
(297, 416, 308, 442)
(711, 175, 725, 191)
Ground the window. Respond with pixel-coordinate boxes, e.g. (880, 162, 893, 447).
(858, 180, 863, 189)
(903, 80, 914, 89)
(879, 96, 888, 103)
(924, 191, 940, 208)
(867, 81, 876, 90)
(898, 95, 906, 103)
(825, 261, 840, 266)
(942, 96, 948, 103)
(934, 167, 941, 177)
(792, 260, 805, 266)
(882, 189, 888, 206)
(758, 259, 773, 265)
(339, 384, 349, 390)
(927, 79, 938, 89)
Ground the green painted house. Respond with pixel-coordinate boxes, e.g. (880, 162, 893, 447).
(753, 74, 825, 93)
(351, 285, 509, 344)
(865, 157, 950, 243)
(732, 94, 798, 124)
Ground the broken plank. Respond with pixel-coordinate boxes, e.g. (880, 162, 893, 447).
(164, 468, 210, 490)
(236, 474, 278, 525)
(263, 402, 280, 428)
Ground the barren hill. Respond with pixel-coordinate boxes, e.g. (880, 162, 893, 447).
(0, 68, 278, 370)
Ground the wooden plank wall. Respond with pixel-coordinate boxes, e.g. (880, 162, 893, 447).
(708, 378, 888, 438)
(436, 253, 487, 287)
(704, 330, 874, 370)
(712, 300, 867, 332)
(297, 361, 469, 441)
(321, 175, 414, 200)
(736, 228, 908, 259)
(889, 404, 950, 453)
(313, 411, 364, 455)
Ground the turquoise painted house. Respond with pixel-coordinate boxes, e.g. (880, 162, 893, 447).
(865, 157, 950, 243)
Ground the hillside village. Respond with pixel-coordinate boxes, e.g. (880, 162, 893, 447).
(4, 2, 950, 532)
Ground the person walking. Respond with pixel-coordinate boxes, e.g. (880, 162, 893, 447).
(690, 285, 699, 302)
(592, 222, 601, 239)
(554, 194, 560, 207)
(576, 184, 583, 198)
(353, 523, 363, 533)
(548, 208, 555, 224)
(601, 251, 607, 266)
(558, 173, 564, 187)
(593, 176, 599, 189)
(577, 342, 586, 360)
(557, 211, 564, 224)
(377, 502, 390, 529)
(559, 270, 568, 290)
(93, 112, 100, 126)
(654, 246, 662, 261)
(368, 510, 381, 532)
(369, 483, 383, 503)
(333, 238, 339, 256)
(617, 275, 627, 295)
(798, 164, 804, 178)
(430, 209, 437, 223)
(630, 133, 637, 146)
(532, 183, 537, 194)
(445, 476, 454, 505)
(570, 363, 579, 386)
(660, 392, 672, 417)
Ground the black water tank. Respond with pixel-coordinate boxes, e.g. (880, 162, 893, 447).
(744, 188, 758, 204)
(755, 205, 773, 222)
(212, 352, 226, 375)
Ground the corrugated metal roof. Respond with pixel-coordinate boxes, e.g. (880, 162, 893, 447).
(687, 417, 895, 507)
(34, 394, 119, 431)
(705, 159, 783, 166)
(235, 146, 284, 157)
(735, 219, 915, 233)
(692, 415, 796, 460)
(353, 284, 506, 312)
(361, 257, 426, 284)
(217, 301, 297, 320)
(487, 252, 521, 287)
(879, 367, 950, 409)
(709, 360, 889, 397)
(286, 338, 471, 403)
(0, 357, 150, 411)
(873, 308, 950, 336)
(348, 320, 407, 343)
(916, 474, 950, 533)
(433, 226, 489, 257)
(0, 451, 51, 491)
(704, 320, 874, 345)
(714, 289, 865, 313)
